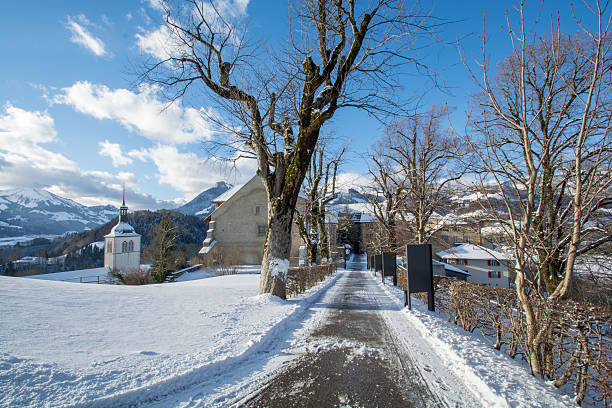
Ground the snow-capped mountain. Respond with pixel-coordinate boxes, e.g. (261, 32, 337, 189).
(329, 188, 372, 205)
(0, 188, 117, 239)
(175, 181, 232, 217)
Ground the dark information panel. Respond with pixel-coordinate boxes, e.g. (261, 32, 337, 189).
(374, 254, 382, 272)
(405, 244, 435, 311)
(382, 252, 397, 286)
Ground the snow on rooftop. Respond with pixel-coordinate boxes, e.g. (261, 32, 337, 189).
(436, 243, 511, 261)
(106, 221, 138, 237)
(433, 259, 471, 275)
(213, 182, 245, 203)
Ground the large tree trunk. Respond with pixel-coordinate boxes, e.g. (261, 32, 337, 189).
(259, 199, 295, 299)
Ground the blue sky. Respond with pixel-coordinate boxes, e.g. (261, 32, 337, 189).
(0, 0, 593, 209)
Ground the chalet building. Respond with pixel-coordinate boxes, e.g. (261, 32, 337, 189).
(436, 243, 511, 288)
(199, 176, 307, 266)
(104, 194, 141, 274)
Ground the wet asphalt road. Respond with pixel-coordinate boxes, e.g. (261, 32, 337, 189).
(242, 258, 443, 408)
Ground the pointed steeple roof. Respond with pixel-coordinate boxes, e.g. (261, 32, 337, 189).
(105, 187, 138, 237)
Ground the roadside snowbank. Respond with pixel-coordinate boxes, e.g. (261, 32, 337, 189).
(0, 270, 337, 407)
(375, 274, 577, 407)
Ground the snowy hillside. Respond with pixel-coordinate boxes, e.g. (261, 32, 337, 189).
(0, 188, 116, 240)
(175, 181, 232, 217)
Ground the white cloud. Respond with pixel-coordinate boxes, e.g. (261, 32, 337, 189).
(130, 144, 256, 201)
(54, 81, 217, 144)
(0, 103, 76, 173)
(146, 0, 165, 11)
(0, 104, 169, 209)
(135, 25, 175, 61)
(99, 140, 133, 167)
(65, 15, 108, 57)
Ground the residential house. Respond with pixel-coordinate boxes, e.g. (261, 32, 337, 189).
(436, 243, 511, 288)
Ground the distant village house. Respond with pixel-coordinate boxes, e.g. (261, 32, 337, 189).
(436, 243, 511, 288)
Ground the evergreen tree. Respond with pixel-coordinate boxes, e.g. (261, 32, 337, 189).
(150, 216, 177, 283)
(4, 262, 16, 277)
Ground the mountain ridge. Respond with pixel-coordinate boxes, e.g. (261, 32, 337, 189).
(0, 188, 117, 239)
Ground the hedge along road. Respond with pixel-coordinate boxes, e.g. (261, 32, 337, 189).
(241, 255, 477, 408)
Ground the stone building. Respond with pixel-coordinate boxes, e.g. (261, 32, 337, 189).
(104, 195, 141, 274)
(199, 176, 306, 266)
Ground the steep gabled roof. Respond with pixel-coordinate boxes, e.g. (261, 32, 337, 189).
(212, 182, 247, 204)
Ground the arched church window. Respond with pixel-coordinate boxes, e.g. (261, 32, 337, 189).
(128, 241, 134, 252)
(122, 241, 128, 252)
(107, 240, 112, 253)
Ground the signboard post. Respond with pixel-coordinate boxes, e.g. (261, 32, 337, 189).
(405, 244, 435, 312)
(374, 254, 382, 275)
(382, 252, 397, 285)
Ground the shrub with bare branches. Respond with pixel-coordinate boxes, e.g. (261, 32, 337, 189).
(286, 263, 336, 297)
(430, 277, 611, 406)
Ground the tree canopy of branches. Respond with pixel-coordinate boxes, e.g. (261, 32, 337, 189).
(461, 0, 612, 377)
(386, 105, 466, 244)
(140, 0, 438, 298)
(366, 147, 404, 252)
(366, 105, 465, 251)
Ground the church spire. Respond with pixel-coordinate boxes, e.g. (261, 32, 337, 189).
(119, 185, 128, 223)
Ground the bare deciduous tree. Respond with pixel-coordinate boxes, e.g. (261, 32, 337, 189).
(461, 0, 612, 376)
(295, 135, 345, 265)
(140, 0, 438, 297)
(386, 105, 467, 244)
(365, 147, 405, 252)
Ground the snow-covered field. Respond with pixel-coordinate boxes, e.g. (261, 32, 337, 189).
(26, 267, 112, 283)
(0, 234, 63, 247)
(0, 271, 338, 407)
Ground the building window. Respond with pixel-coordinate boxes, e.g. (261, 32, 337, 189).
(488, 271, 501, 278)
(128, 240, 134, 252)
(122, 241, 128, 252)
(257, 225, 266, 237)
(107, 240, 112, 253)
(488, 259, 500, 266)
(456, 259, 468, 265)
(488, 271, 492, 278)
(254, 206, 261, 215)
